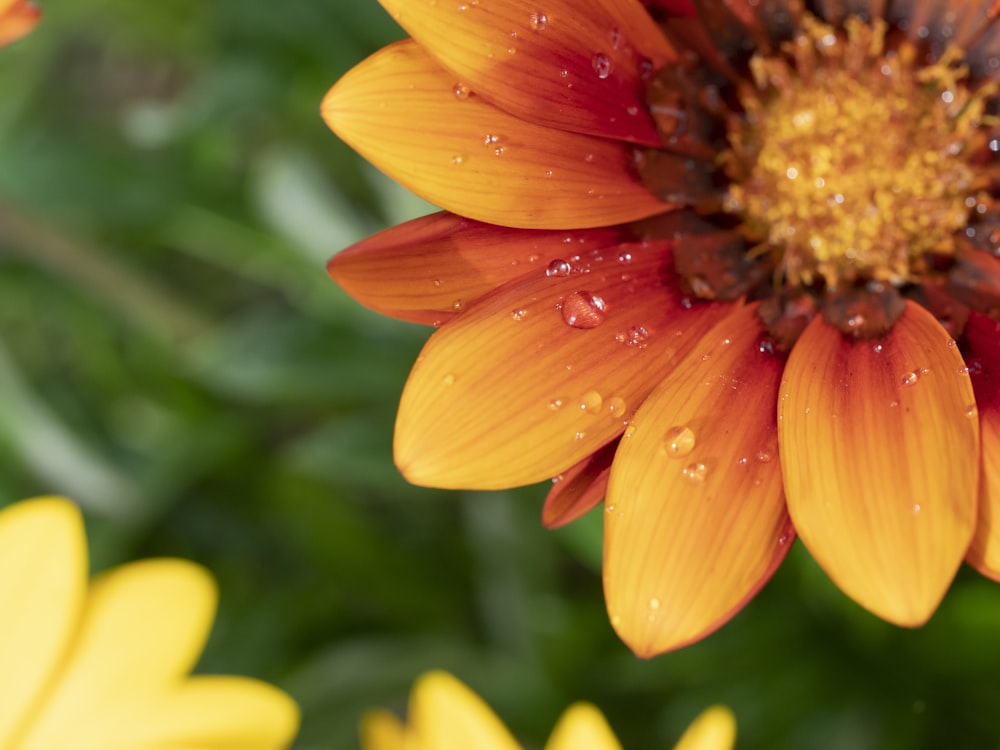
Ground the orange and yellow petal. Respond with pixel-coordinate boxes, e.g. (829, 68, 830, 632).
(394, 240, 731, 489)
(0, 498, 87, 747)
(542, 440, 616, 529)
(779, 302, 979, 626)
(322, 40, 667, 230)
(0, 0, 39, 47)
(545, 703, 622, 750)
(409, 671, 520, 750)
(376, 0, 675, 146)
(604, 303, 792, 657)
(673, 706, 737, 750)
(963, 313, 1000, 579)
(329, 211, 631, 325)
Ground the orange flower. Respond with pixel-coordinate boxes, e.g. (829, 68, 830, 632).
(0, 0, 39, 48)
(323, 1, 1000, 656)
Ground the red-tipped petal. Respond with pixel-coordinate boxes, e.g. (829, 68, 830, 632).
(0, 0, 39, 47)
(542, 440, 617, 529)
(377, 0, 675, 145)
(780, 302, 979, 626)
(964, 313, 1000, 579)
(394, 241, 731, 489)
(322, 40, 668, 230)
(603, 304, 793, 657)
(328, 212, 632, 325)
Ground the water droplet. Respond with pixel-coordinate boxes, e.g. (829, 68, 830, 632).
(966, 404, 979, 418)
(545, 259, 571, 277)
(778, 533, 790, 545)
(901, 370, 920, 386)
(606, 396, 626, 417)
(756, 451, 772, 464)
(453, 82, 470, 99)
(551, 474, 563, 484)
(592, 53, 611, 79)
(442, 373, 456, 386)
(548, 398, 563, 411)
(528, 11, 547, 29)
(483, 133, 499, 145)
(432, 279, 442, 287)
(580, 390, 603, 413)
(511, 308, 527, 321)
(682, 462, 708, 483)
(606, 504, 616, 514)
(494, 146, 505, 156)
(559, 67, 569, 78)
(452, 299, 466, 312)
(872, 343, 883, 354)
(561, 291, 607, 329)
(662, 425, 695, 457)
(649, 596, 661, 610)
(617, 251, 632, 263)
(450, 154, 465, 165)
(623, 424, 637, 438)
(913, 503, 922, 514)
(574, 431, 586, 440)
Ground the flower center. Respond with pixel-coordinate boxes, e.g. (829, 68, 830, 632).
(725, 18, 990, 291)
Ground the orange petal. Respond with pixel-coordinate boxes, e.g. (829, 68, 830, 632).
(0, 0, 39, 47)
(328, 211, 633, 325)
(603, 303, 792, 657)
(542, 440, 617, 529)
(322, 40, 668, 230)
(779, 302, 979, 626)
(376, 0, 675, 146)
(963, 313, 1000, 579)
(394, 240, 732, 489)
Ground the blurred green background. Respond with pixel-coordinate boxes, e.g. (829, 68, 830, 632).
(2, 2, 1000, 748)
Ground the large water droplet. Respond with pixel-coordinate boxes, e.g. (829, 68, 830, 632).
(901, 370, 920, 386)
(561, 291, 607, 329)
(580, 390, 603, 413)
(529, 11, 547, 30)
(545, 259, 571, 277)
(453, 82, 470, 99)
(662, 425, 695, 457)
(511, 308, 527, 321)
(548, 398, 564, 411)
(606, 396, 626, 417)
(592, 53, 611, 78)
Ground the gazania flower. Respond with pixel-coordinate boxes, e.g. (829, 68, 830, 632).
(323, 1, 1000, 656)
(361, 670, 736, 750)
(0, 496, 300, 749)
(0, 0, 39, 47)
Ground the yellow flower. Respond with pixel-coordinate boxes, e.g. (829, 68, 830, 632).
(361, 670, 735, 750)
(323, 1, 1000, 656)
(0, 496, 300, 750)
(0, 0, 39, 47)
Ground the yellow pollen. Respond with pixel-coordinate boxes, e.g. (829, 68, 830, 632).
(725, 17, 994, 289)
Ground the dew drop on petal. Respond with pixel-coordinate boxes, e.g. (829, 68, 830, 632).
(606, 396, 626, 417)
(901, 370, 920, 386)
(756, 450, 772, 464)
(623, 423, 637, 438)
(450, 154, 465, 165)
(453, 82, 470, 99)
(528, 11, 546, 30)
(561, 291, 607, 329)
(546, 259, 571, 277)
(966, 404, 979, 418)
(574, 431, 586, 440)
(580, 390, 603, 413)
(662, 425, 695, 457)
(511, 308, 527, 321)
(592, 53, 611, 78)
(682, 462, 708, 483)
(442, 373, 456, 386)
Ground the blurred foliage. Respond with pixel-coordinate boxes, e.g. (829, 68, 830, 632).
(2, 2, 1000, 749)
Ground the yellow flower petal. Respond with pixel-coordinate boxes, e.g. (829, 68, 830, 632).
(779, 301, 979, 625)
(322, 40, 667, 230)
(544, 703, 622, 750)
(15, 559, 218, 750)
(0, 0, 39, 47)
(604, 304, 792, 657)
(0, 497, 87, 748)
(395, 239, 730, 489)
(361, 709, 408, 750)
(410, 671, 520, 750)
(673, 706, 736, 750)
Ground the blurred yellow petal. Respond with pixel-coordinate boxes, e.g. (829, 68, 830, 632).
(322, 40, 667, 230)
(605, 304, 792, 656)
(361, 709, 408, 750)
(0, 0, 39, 47)
(545, 703, 622, 750)
(16, 559, 218, 750)
(780, 302, 979, 625)
(673, 706, 736, 750)
(0, 497, 87, 747)
(410, 671, 520, 750)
